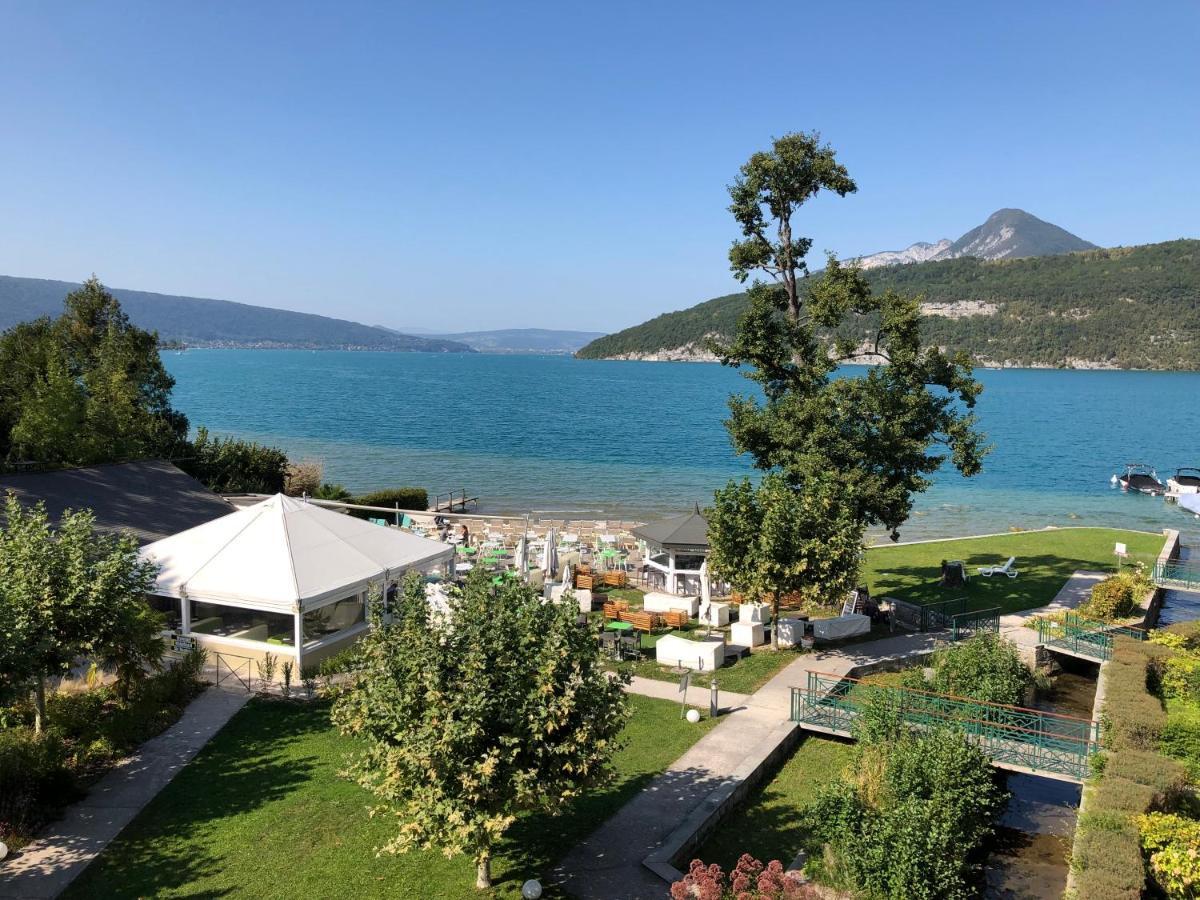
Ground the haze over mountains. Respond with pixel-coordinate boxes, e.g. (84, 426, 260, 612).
(853, 208, 1097, 269)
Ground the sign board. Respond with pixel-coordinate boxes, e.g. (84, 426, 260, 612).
(678, 671, 690, 694)
(1115, 542, 1127, 556)
(174, 635, 195, 653)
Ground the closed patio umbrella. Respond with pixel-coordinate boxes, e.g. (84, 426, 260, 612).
(700, 559, 712, 626)
(542, 528, 558, 579)
(514, 535, 528, 580)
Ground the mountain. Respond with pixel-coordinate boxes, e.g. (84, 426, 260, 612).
(0, 276, 473, 352)
(431, 328, 607, 354)
(855, 240, 952, 270)
(852, 208, 1096, 269)
(575, 240, 1200, 370)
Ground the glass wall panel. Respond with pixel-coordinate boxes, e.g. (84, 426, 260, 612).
(303, 594, 365, 644)
(675, 553, 706, 572)
(189, 600, 294, 646)
(146, 594, 182, 630)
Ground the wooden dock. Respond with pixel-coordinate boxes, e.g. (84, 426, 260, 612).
(432, 489, 478, 513)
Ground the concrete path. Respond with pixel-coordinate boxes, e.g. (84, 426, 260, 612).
(999, 570, 1107, 656)
(0, 686, 251, 899)
(553, 629, 940, 899)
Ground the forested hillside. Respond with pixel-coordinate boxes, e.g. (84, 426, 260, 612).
(0, 275, 472, 352)
(577, 240, 1200, 370)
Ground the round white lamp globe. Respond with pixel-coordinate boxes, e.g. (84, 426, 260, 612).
(521, 879, 543, 899)
(686, 708, 701, 724)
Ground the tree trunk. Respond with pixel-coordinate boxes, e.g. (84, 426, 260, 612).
(771, 591, 780, 649)
(34, 676, 46, 735)
(475, 853, 491, 890)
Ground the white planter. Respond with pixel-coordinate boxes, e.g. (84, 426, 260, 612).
(655, 633, 725, 672)
(730, 621, 765, 648)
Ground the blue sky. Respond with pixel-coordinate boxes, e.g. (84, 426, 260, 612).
(1, 2, 1196, 333)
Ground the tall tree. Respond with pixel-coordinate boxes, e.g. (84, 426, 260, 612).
(0, 494, 162, 730)
(331, 572, 629, 890)
(708, 474, 863, 646)
(719, 133, 987, 539)
(0, 277, 188, 467)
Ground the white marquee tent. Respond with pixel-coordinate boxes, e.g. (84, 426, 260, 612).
(140, 493, 454, 667)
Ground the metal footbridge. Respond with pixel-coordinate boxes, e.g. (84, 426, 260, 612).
(1036, 612, 1147, 662)
(791, 671, 1099, 783)
(1153, 559, 1200, 594)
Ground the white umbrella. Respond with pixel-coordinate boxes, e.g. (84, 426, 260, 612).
(699, 559, 712, 624)
(514, 536, 528, 581)
(542, 528, 559, 580)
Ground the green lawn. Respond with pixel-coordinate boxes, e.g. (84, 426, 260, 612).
(863, 527, 1164, 614)
(693, 735, 854, 870)
(619, 643, 801, 694)
(66, 694, 717, 899)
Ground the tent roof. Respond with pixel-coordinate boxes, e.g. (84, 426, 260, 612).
(140, 493, 453, 612)
(631, 506, 709, 552)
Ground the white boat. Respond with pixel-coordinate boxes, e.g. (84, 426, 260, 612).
(1167, 467, 1200, 498)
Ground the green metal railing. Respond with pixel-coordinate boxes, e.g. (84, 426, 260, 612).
(791, 671, 1100, 781)
(1036, 612, 1147, 661)
(951, 607, 1000, 641)
(922, 596, 969, 631)
(1153, 560, 1200, 592)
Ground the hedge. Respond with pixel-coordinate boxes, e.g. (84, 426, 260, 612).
(348, 487, 429, 518)
(1071, 633, 1190, 899)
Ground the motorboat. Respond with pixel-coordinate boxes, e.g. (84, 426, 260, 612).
(1113, 463, 1165, 496)
(1167, 467, 1200, 497)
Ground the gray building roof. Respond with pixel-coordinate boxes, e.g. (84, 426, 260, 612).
(631, 506, 710, 552)
(0, 459, 234, 545)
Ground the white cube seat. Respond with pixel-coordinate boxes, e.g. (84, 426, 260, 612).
(775, 618, 806, 648)
(655, 634, 725, 672)
(701, 601, 730, 627)
(730, 621, 765, 648)
(738, 602, 772, 625)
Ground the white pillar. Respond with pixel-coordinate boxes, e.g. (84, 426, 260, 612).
(294, 611, 304, 671)
(180, 594, 191, 634)
(667, 550, 677, 594)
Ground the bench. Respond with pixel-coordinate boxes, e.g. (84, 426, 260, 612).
(621, 610, 658, 633)
(661, 610, 689, 629)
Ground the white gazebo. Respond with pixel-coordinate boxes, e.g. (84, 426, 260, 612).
(631, 505, 710, 595)
(140, 493, 454, 671)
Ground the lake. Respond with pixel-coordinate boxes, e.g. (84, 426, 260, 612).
(164, 351, 1200, 542)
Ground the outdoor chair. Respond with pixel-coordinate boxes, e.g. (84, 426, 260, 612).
(619, 633, 640, 660)
(599, 631, 618, 657)
(978, 557, 1019, 578)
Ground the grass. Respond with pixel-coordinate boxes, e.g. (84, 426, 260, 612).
(619, 644, 802, 694)
(692, 735, 854, 870)
(65, 693, 717, 899)
(862, 527, 1164, 614)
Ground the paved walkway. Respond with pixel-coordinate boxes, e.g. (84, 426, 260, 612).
(624, 675, 749, 711)
(1000, 570, 1107, 657)
(553, 629, 940, 899)
(0, 686, 251, 900)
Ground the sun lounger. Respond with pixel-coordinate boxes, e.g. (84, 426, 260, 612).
(977, 556, 1018, 578)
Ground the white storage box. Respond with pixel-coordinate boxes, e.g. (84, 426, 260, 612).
(655, 633, 725, 672)
(643, 592, 700, 617)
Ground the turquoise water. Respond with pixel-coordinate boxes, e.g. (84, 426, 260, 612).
(164, 351, 1200, 542)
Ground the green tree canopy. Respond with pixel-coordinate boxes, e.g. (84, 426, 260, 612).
(0, 493, 162, 729)
(0, 277, 188, 467)
(707, 474, 863, 644)
(331, 572, 629, 890)
(718, 132, 988, 538)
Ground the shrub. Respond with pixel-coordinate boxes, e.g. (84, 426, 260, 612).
(1082, 567, 1153, 622)
(256, 652, 277, 688)
(0, 728, 74, 842)
(280, 661, 293, 698)
(922, 634, 1033, 706)
(179, 427, 289, 494)
(809, 727, 1004, 899)
(349, 487, 429, 517)
(284, 459, 323, 496)
(1137, 813, 1200, 900)
(670, 856, 819, 899)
